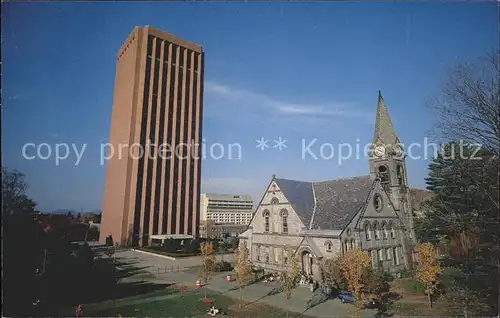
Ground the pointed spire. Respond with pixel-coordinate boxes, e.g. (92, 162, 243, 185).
(272, 174, 276, 181)
(373, 91, 398, 145)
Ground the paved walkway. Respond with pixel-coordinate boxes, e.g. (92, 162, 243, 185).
(92, 249, 376, 318)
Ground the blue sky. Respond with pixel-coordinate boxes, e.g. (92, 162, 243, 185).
(3, 2, 497, 212)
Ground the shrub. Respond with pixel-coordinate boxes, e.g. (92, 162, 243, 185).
(105, 235, 113, 247)
(396, 269, 412, 278)
(229, 237, 239, 250)
(383, 271, 395, 282)
(364, 268, 390, 296)
(214, 261, 233, 272)
(403, 279, 426, 293)
(162, 238, 180, 253)
(183, 239, 200, 254)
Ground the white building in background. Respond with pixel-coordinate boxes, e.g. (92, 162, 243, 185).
(200, 193, 254, 225)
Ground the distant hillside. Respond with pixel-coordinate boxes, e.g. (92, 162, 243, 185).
(409, 188, 434, 212)
(51, 209, 77, 215)
(49, 209, 101, 215)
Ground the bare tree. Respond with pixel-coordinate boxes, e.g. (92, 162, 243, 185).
(2, 167, 36, 215)
(429, 49, 500, 156)
(280, 248, 301, 300)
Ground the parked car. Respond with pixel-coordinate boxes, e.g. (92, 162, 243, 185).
(337, 292, 379, 308)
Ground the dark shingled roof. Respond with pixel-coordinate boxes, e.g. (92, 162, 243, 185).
(311, 176, 373, 230)
(274, 178, 315, 227)
(275, 176, 373, 231)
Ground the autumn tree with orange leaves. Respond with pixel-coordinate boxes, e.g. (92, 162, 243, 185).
(339, 248, 371, 315)
(198, 242, 216, 299)
(233, 243, 253, 307)
(415, 243, 441, 309)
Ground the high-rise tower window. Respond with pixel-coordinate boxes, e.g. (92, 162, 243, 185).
(132, 34, 154, 246)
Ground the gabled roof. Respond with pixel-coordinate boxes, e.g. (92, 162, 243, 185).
(275, 176, 374, 231)
(311, 176, 373, 230)
(275, 178, 315, 227)
(296, 236, 322, 258)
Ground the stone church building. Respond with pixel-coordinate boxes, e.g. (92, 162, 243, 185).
(239, 92, 417, 282)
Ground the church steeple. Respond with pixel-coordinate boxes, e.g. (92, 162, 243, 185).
(368, 92, 415, 252)
(369, 91, 407, 208)
(372, 91, 398, 146)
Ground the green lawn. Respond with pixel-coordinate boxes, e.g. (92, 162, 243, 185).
(391, 301, 449, 316)
(86, 290, 313, 317)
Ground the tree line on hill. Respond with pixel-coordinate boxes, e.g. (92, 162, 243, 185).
(2, 167, 100, 316)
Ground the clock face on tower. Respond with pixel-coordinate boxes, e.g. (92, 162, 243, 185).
(374, 145, 386, 158)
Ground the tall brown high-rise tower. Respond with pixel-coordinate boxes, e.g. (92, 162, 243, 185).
(100, 26, 204, 246)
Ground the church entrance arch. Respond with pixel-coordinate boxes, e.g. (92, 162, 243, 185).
(301, 250, 313, 275)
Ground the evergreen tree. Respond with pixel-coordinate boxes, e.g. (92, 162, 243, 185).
(422, 141, 498, 316)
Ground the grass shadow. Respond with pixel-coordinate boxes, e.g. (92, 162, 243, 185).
(115, 265, 152, 279)
(225, 279, 260, 293)
(223, 273, 273, 294)
(241, 286, 284, 308)
(83, 281, 174, 305)
(42, 266, 172, 317)
(374, 292, 402, 317)
(114, 259, 141, 267)
(303, 289, 331, 312)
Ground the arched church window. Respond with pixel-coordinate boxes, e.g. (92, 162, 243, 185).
(377, 165, 390, 185)
(403, 201, 408, 214)
(325, 240, 333, 252)
(374, 194, 383, 212)
(389, 222, 396, 239)
(271, 197, 279, 205)
(364, 222, 371, 240)
(382, 222, 388, 239)
(256, 245, 261, 261)
(373, 222, 380, 240)
(397, 164, 405, 185)
(263, 210, 270, 232)
(280, 209, 288, 234)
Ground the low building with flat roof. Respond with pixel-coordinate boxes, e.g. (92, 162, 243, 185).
(199, 220, 248, 239)
(200, 193, 253, 225)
